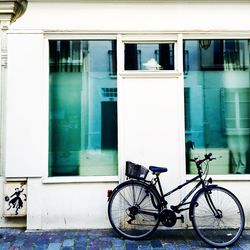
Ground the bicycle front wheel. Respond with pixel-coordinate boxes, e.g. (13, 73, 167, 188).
(191, 186, 245, 248)
(108, 180, 161, 240)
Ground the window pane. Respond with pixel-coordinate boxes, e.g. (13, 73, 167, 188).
(184, 39, 250, 174)
(49, 40, 118, 176)
(225, 103, 236, 119)
(125, 43, 174, 70)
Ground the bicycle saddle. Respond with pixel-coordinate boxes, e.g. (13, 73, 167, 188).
(149, 166, 168, 173)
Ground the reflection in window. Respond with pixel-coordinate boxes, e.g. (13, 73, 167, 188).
(200, 40, 247, 71)
(222, 88, 250, 131)
(184, 39, 250, 174)
(125, 43, 174, 70)
(49, 40, 118, 177)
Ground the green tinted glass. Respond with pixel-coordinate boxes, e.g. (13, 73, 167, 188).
(184, 40, 250, 174)
(49, 40, 117, 176)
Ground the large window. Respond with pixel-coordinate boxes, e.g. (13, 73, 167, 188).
(184, 39, 250, 174)
(49, 40, 117, 176)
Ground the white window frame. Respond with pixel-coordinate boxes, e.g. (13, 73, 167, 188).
(44, 33, 119, 183)
(119, 34, 183, 78)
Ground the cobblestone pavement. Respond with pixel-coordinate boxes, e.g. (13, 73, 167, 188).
(0, 228, 249, 250)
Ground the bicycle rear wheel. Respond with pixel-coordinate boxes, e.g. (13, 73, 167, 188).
(108, 180, 161, 240)
(191, 186, 245, 248)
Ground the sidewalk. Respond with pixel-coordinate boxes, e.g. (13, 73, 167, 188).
(0, 228, 249, 250)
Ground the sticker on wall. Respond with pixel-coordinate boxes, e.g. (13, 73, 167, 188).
(4, 182, 27, 217)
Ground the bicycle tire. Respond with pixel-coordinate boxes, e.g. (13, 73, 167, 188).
(108, 180, 161, 240)
(190, 186, 245, 248)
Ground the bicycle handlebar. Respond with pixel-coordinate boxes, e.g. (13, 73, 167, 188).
(190, 153, 216, 166)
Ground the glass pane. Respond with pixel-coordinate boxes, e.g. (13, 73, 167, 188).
(240, 102, 249, 118)
(124, 43, 174, 70)
(240, 119, 250, 128)
(184, 39, 250, 174)
(225, 103, 236, 118)
(225, 119, 236, 128)
(49, 40, 118, 177)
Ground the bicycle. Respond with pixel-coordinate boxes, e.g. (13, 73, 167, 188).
(107, 149, 245, 248)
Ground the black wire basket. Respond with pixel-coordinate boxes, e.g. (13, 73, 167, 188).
(125, 161, 149, 180)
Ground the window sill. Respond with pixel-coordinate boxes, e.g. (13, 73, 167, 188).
(187, 174, 250, 181)
(42, 176, 119, 184)
(120, 71, 182, 78)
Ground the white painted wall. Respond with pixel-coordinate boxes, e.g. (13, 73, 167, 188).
(6, 32, 47, 177)
(3, 1, 250, 229)
(9, 1, 250, 32)
(27, 178, 118, 229)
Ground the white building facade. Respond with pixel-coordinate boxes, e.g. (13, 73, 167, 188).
(0, 0, 250, 229)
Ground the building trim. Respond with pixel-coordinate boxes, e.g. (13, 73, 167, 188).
(42, 176, 119, 184)
(0, 0, 27, 23)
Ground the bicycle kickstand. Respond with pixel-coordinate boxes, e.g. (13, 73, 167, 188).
(177, 215, 184, 223)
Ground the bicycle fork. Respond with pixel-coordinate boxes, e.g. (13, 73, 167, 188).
(204, 190, 223, 219)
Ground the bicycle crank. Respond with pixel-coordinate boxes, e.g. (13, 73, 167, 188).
(160, 209, 177, 227)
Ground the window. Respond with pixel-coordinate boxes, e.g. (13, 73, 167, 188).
(124, 43, 174, 70)
(49, 40, 117, 177)
(184, 39, 250, 175)
(222, 88, 250, 132)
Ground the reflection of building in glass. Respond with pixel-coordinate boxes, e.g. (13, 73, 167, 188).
(184, 40, 250, 174)
(49, 41, 118, 176)
(124, 43, 174, 70)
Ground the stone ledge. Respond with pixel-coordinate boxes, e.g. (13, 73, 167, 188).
(0, 0, 27, 22)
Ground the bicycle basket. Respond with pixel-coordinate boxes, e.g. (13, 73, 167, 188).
(125, 161, 149, 180)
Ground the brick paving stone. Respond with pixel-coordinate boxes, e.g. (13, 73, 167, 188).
(239, 242, 250, 250)
(0, 242, 11, 250)
(151, 240, 163, 248)
(125, 243, 138, 250)
(22, 242, 35, 249)
(100, 239, 112, 249)
(185, 240, 204, 248)
(47, 242, 62, 250)
(12, 239, 24, 247)
(75, 247, 87, 250)
(63, 239, 75, 247)
(1, 235, 17, 242)
(113, 246, 125, 250)
(113, 238, 124, 247)
(163, 243, 177, 250)
(34, 246, 47, 250)
(229, 246, 243, 250)
(177, 243, 191, 250)
(75, 242, 87, 250)
(88, 238, 100, 250)
(138, 245, 151, 250)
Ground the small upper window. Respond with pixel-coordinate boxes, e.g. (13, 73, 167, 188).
(124, 43, 174, 71)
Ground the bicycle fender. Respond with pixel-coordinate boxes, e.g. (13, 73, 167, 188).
(189, 184, 218, 220)
(108, 179, 151, 202)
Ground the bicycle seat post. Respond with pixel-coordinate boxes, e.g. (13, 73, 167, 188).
(154, 173, 165, 198)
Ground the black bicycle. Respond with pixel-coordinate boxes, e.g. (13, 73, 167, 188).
(107, 151, 245, 248)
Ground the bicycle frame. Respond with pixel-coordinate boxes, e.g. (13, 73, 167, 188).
(150, 169, 208, 213)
